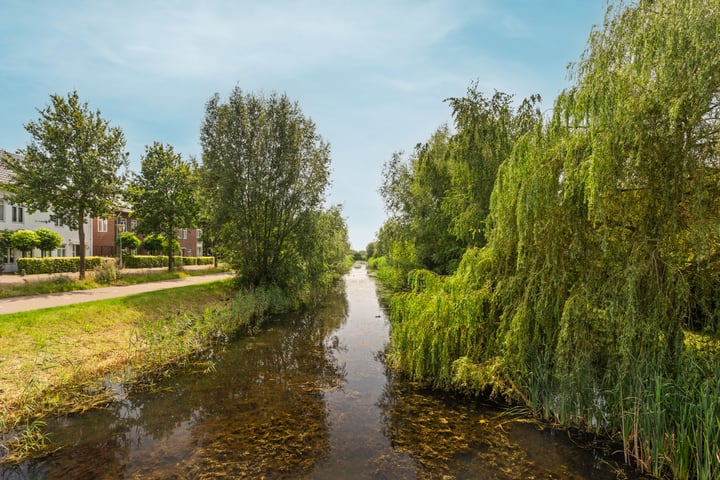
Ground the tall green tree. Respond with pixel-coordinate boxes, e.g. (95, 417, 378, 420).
(200, 88, 332, 289)
(35, 228, 63, 257)
(365, 241, 375, 259)
(2, 91, 128, 279)
(379, 126, 464, 275)
(128, 142, 199, 270)
(443, 85, 542, 247)
(299, 205, 352, 289)
(376, 88, 543, 281)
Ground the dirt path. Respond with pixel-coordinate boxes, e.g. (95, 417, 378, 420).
(0, 272, 234, 315)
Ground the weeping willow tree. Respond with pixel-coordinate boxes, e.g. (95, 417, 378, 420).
(386, 1, 720, 478)
(374, 88, 543, 286)
(444, 86, 542, 247)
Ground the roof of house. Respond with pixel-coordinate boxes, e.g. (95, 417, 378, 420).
(0, 149, 18, 184)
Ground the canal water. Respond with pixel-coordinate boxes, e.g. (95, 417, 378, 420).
(3, 264, 639, 479)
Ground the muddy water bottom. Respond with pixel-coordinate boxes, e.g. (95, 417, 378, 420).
(3, 265, 640, 479)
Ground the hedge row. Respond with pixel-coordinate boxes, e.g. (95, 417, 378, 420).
(16, 257, 103, 275)
(177, 256, 215, 266)
(123, 255, 214, 268)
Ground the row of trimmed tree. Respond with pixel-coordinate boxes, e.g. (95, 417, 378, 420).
(0, 228, 64, 258)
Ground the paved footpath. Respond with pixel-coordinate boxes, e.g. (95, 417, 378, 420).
(0, 272, 234, 315)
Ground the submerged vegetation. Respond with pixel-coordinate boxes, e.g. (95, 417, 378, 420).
(373, 1, 720, 478)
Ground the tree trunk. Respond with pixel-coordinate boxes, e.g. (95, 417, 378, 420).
(78, 209, 86, 280)
(167, 237, 174, 271)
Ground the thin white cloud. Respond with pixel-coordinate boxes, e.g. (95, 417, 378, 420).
(2, 0, 469, 83)
(498, 13, 532, 38)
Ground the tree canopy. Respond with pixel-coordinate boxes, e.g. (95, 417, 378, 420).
(128, 142, 199, 270)
(142, 233, 165, 255)
(35, 228, 63, 257)
(200, 88, 343, 290)
(2, 90, 128, 278)
(117, 231, 141, 252)
(10, 230, 39, 258)
(377, 89, 542, 281)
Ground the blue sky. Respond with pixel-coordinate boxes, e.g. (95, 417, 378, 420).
(0, 0, 607, 250)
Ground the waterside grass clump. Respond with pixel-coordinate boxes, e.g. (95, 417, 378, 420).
(0, 279, 294, 464)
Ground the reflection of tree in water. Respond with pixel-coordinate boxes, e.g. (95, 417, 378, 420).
(32, 287, 350, 479)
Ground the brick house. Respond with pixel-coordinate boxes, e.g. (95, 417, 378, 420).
(176, 227, 204, 257)
(91, 208, 134, 256)
(93, 209, 203, 258)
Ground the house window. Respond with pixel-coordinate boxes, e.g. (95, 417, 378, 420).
(98, 218, 108, 233)
(54, 217, 64, 227)
(12, 206, 23, 223)
(118, 217, 127, 232)
(3, 248, 14, 264)
(181, 228, 188, 240)
(0, 198, 4, 222)
(130, 219, 138, 231)
(56, 246, 66, 257)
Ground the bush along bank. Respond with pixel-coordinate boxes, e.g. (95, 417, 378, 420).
(0, 280, 308, 464)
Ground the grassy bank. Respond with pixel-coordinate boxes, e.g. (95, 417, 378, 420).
(0, 279, 290, 463)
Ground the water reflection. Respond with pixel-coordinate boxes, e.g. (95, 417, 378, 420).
(11, 286, 349, 479)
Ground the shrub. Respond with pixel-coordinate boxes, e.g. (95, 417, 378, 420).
(94, 258, 119, 284)
(10, 230, 40, 257)
(141, 234, 164, 255)
(117, 232, 141, 252)
(123, 255, 168, 268)
(196, 256, 215, 265)
(122, 255, 215, 268)
(16, 257, 102, 274)
(35, 228, 63, 256)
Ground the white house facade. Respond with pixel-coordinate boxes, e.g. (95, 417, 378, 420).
(1, 150, 93, 273)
